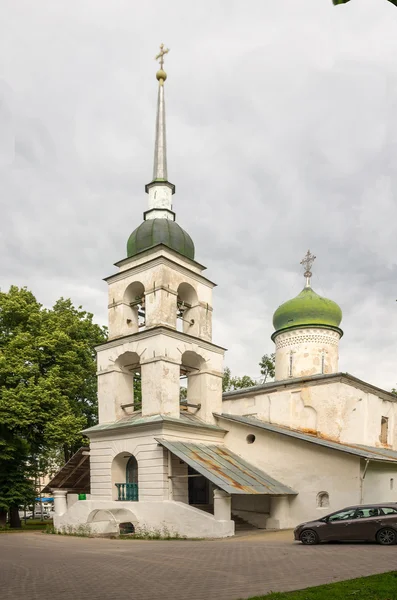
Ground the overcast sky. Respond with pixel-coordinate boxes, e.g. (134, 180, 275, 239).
(1, 0, 397, 390)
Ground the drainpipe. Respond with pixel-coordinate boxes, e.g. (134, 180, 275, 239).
(168, 450, 173, 501)
(360, 459, 370, 504)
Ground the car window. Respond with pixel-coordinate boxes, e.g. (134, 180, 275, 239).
(381, 507, 397, 515)
(355, 508, 381, 519)
(328, 509, 356, 522)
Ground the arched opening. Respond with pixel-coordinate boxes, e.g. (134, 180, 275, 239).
(176, 283, 198, 333)
(115, 351, 141, 412)
(317, 491, 329, 508)
(112, 452, 139, 501)
(123, 281, 145, 333)
(180, 350, 206, 411)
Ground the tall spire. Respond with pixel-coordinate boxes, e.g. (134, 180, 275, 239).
(144, 44, 175, 222)
(153, 44, 169, 181)
(300, 249, 316, 288)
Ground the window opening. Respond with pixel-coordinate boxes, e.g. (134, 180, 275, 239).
(391, 478, 394, 491)
(289, 351, 293, 378)
(380, 416, 389, 445)
(321, 351, 325, 375)
(177, 298, 194, 329)
(129, 294, 145, 329)
(246, 434, 256, 444)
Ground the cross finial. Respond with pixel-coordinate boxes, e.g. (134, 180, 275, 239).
(300, 250, 316, 287)
(155, 43, 170, 70)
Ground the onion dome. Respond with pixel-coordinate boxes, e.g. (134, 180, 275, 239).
(272, 286, 343, 337)
(127, 218, 195, 259)
(272, 250, 343, 339)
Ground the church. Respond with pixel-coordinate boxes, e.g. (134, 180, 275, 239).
(46, 48, 397, 538)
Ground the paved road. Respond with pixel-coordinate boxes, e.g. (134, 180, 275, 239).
(1, 531, 397, 600)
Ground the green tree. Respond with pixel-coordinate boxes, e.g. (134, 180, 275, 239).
(0, 286, 107, 527)
(222, 367, 256, 392)
(333, 0, 396, 5)
(259, 353, 275, 383)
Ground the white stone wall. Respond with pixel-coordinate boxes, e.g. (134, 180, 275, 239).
(363, 462, 397, 505)
(222, 378, 397, 449)
(89, 433, 168, 502)
(274, 328, 341, 380)
(221, 418, 362, 528)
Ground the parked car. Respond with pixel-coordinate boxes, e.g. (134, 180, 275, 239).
(294, 503, 397, 545)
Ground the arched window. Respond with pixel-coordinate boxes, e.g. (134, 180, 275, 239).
(126, 456, 138, 484)
(317, 491, 329, 508)
(123, 281, 145, 332)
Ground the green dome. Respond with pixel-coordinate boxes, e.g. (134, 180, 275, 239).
(272, 286, 342, 337)
(127, 218, 195, 260)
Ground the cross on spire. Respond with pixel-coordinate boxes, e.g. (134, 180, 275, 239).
(155, 43, 169, 70)
(300, 250, 316, 287)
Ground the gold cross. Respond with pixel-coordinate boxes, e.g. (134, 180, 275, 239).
(300, 249, 316, 278)
(155, 43, 170, 69)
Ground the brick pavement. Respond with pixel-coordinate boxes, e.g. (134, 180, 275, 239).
(1, 531, 397, 600)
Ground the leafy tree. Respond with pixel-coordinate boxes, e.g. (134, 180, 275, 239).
(333, 0, 396, 5)
(259, 353, 275, 383)
(0, 286, 107, 526)
(222, 367, 256, 392)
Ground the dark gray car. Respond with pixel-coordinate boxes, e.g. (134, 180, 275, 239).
(294, 504, 397, 545)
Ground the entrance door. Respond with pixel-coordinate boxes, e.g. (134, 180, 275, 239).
(188, 466, 209, 505)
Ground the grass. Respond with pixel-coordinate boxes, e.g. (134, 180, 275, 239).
(0, 519, 52, 533)
(247, 572, 397, 599)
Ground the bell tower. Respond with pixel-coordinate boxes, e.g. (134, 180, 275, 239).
(96, 46, 225, 425)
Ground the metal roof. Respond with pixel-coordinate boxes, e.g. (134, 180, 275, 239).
(217, 414, 397, 463)
(83, 411, 224, 435)
(156, 439, 297, 495)
(221, 372, 397, 403)
(42, 448, 90, 494)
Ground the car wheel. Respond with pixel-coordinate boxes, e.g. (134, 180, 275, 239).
(299, 529, 319, 545)
(376, 528, 397, 546)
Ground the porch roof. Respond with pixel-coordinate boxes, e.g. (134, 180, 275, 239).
(42, 447, 90, 494)
(156, 438, 297, 495)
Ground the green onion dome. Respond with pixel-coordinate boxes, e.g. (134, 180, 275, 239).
(127, 218, 195, 260)
(272, 286, 343, 338)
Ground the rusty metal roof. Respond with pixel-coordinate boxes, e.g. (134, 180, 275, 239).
(156, 439, 297, 495)
(42, 447, 90, 494)
(217, 414, 397, 463)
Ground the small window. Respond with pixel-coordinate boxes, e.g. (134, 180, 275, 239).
(391, 478, 394, 491)
(289, 352, 293, 378)
(381, 507, 397, 515)
(317, 492, 329, 508)
(246, 434, 256, 444)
